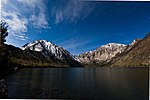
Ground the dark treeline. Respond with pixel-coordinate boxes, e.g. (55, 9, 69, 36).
(0, 21, 16, 79)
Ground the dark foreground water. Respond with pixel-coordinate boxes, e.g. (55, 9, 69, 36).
(6, 67, 148, 100)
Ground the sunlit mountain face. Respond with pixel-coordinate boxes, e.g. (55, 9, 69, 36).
(1, 0, 150, 55)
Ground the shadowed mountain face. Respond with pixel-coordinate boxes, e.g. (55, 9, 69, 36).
(0, 40, 82, 67)
(111, 33, 150, 67)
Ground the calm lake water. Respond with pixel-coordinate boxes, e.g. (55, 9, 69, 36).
(6, 67, 148, 100)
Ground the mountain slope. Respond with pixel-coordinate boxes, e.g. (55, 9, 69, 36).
(0, 40, 82, 67)
(111, 33, 150, 67)
(0, 44, 66, 67)
(21, 40, 82, 67)
(77, 43, 127, 65)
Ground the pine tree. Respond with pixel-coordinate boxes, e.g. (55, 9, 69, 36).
(0, 21, 9, 45)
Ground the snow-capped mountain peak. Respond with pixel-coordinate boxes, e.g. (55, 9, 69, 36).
(77, 43, 127, 63)
(101, 43, 126, 49)
(21, 40, 55, 51)
(21, 40, 74, 60)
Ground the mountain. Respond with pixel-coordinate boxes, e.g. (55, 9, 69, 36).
(77, 43, 127, 65)
(77, 32, 150, 67)
(0, 40, 82, 68)
(1, 33, 149, 68)
(20, 40, 82, 67)
(21, 40, 74, 60)
(111, 33, 150, 67)
(123, 38, 141, 53)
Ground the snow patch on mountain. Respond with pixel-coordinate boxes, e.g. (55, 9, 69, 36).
(77, 43, 127, 63)
(21, 40, 75, 60)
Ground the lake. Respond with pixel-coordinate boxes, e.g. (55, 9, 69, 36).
(6, 67, 148, 100)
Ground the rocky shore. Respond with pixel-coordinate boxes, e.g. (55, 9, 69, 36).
(0, 78, 8, 98)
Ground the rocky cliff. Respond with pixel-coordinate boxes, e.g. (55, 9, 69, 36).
(111, 33, 150, 67)
(77, 33, 150, 67)
(77, 43, 127, 64)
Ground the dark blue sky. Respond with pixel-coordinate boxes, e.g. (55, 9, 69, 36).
(3, 0, 150, 54)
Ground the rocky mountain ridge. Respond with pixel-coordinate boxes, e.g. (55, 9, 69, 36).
(0, 40, 82, 67)
(1, 33, 149, 68)
(111, 33, 150, 67)
(21, 40, 75, 61)
(77, 32, 150, 67)
(77, 43, 127, 64)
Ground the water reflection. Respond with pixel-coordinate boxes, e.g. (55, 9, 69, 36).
(95, 67, 148, 100)
(6, 67, 148, 99)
